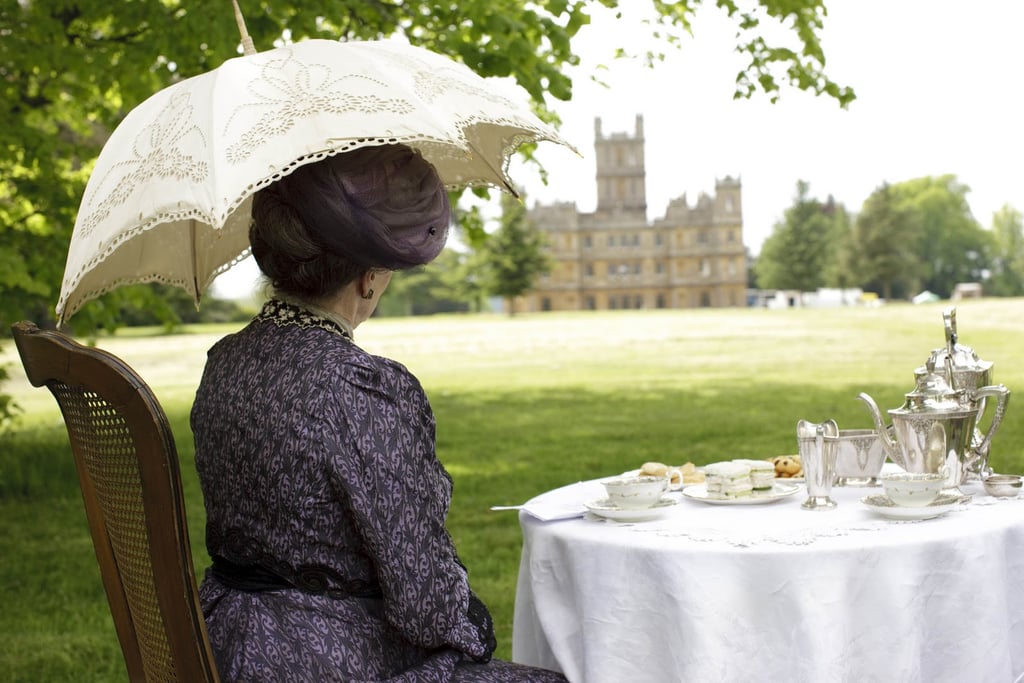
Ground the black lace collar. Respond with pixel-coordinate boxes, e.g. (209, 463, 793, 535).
(256, 298, 352, 339)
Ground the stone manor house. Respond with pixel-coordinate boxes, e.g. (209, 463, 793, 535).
(516, 115, 747, 312)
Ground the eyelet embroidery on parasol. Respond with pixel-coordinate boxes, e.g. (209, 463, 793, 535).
(224, 49, 417, 163)
(78, 90, 210, 239)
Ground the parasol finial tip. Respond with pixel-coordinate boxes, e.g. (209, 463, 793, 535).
(232, 0, 257, 55)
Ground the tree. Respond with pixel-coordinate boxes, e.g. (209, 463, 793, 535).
(986, 204, 1024, 296)
(888, 175, 992, 297)
(481, 193, 551, 315)
(377, 249, 482, 316)
(754, 181, 843, 299)
(848, 183, 923, 301)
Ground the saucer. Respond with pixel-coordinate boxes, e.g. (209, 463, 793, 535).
(860, 493, 961, 520)
(583, 496, 678, 522)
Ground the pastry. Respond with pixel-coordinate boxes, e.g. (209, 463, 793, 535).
(770, 455, 803, 478)
(639, 461, 670, 477)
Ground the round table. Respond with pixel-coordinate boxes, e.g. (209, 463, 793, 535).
(511, 477, 1024, 683)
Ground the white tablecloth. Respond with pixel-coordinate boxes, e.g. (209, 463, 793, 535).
(512, 478, 1024, 683)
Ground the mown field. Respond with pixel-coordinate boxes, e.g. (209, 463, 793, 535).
(2, 299, 1022, 681)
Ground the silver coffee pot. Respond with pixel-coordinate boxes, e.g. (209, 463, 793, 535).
(914, 307, 1010, 476)
(858, 367, 1008, 499)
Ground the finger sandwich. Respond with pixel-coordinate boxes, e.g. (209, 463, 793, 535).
(736, 459, 776, 491)
(704, 461, 753, 499)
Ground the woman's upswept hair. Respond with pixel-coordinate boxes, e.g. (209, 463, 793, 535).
(250, 144, 450, 300)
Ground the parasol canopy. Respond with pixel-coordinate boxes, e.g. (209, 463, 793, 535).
(57, 37, 575, 322)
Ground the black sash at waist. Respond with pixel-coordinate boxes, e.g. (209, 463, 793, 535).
(210, 555, 383, 599)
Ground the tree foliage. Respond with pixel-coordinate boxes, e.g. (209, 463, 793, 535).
(480, 193, 552, 315)
(886, 175, 992, 297)
(755, 176, 1012, 303)
(847, 183, 923, 301)
(754, 181, 843, 296)
(985, 204, 1024, 297)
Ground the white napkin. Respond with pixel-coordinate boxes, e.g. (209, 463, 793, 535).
(519, 501, 587, 522)
(491, 481, 597, 521)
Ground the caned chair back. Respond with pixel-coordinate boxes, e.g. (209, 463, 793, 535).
(11, 321, 219, 682)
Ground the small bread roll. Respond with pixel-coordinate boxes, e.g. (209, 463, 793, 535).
(640, 461, 670, 477)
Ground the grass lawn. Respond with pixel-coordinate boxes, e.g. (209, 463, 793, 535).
(2, 299, 1023, 681)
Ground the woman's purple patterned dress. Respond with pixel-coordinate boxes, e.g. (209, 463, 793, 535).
(192, 300, 566, 682)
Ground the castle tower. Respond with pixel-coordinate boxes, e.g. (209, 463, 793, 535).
(594, 114, 646, 214)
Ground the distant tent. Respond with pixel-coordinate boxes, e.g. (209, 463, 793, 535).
(912, 290, 941, 304)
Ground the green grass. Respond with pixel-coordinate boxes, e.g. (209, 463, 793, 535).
(3, 300, 1024, 680)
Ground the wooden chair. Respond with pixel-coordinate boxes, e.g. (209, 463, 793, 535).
(11, 321, 219, 682)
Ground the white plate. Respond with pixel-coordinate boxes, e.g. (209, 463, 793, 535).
(860, 493, 961, 520)
(682, 482, 801, 505)
(775, 476, 805, 484)
(584, 496, 679, 521)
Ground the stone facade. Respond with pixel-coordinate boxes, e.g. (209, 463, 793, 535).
(517, 115, 747, 312)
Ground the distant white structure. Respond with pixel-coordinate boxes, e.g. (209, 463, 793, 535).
(951, 282, 983, 300)
(754, 288, 868, 309)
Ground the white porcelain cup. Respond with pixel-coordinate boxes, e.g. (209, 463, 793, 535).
(880, 471, 945, 507)
(602, 475, 668, 509)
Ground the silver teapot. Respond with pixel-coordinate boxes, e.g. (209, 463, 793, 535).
(858, 366, 1008, 498)
(914, 307, 1009, 476)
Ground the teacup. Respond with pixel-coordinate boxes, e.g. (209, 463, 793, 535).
(835, 429, 886, 487)
(880, 471, 944, 507)
(602, 475, 668, 509)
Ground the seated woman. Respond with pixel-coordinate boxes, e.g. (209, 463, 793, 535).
(191, 144, 567, 682)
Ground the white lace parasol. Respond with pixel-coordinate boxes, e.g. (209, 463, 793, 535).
(57, 29, 575, 322)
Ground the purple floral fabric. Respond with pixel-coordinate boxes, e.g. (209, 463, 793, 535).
(191, 300, 565, 682)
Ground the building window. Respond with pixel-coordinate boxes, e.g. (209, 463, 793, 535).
(634, 295, 643, 308)
(607, 235, 615, 247)
(609, 296, 618, 310)
(656, 294, 666, 309)
(655, 233, 664, 246)
(700, 259, 711, 277)
(698, 230, 708, 244)
(541, 297, 552, 311)
(583, 236, 592, 249)
(585, 296, 596, 310)
(655, 261, 665, 274)
(725, 197, 734, 213)
(701, 291, 712, 307)
(585, 263, 594, 277)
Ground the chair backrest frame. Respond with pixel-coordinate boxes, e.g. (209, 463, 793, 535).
(11, 321, 219, 682)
